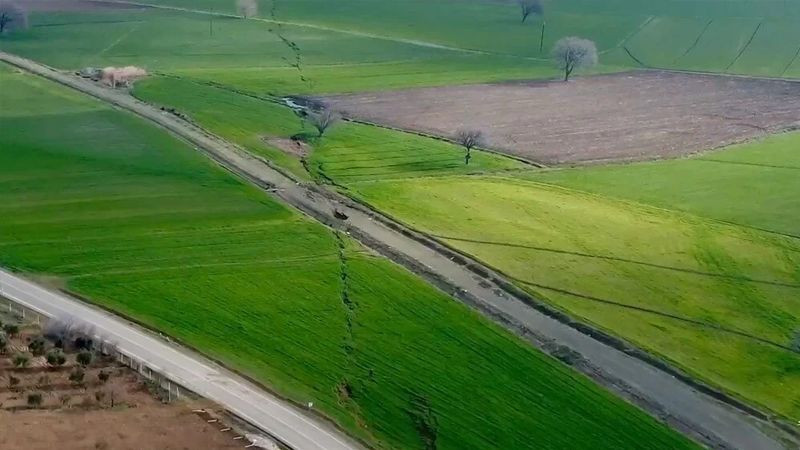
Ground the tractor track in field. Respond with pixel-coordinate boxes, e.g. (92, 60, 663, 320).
(2, 51, 798, 450)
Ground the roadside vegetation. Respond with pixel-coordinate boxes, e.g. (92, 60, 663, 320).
(0, 64, 697, 449)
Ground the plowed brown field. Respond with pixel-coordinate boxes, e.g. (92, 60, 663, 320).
(323, 71, 800, 165)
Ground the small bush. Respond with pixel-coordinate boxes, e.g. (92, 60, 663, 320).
(0, 332, 7, 354)
(76, 350, 93, 367)
(46, 349, 66, 367)
(27, 392, 43, 407)
(12, 352, 30, 368)
(8, 375, 20, 390)
(28, 335, 47, 356)
(98, 370, 110, 384)
(69, 368, 85, 386)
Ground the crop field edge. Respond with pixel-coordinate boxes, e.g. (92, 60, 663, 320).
(0, 59, 704, 449)
(127, 64, 796, 433)
(337, 179, 798, 431)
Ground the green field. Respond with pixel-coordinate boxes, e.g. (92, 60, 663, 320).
(0, 7, 562, 95)
(2, 0, 799, 441)
(129, 69, 800, 419)
(2, 0, 798, 104)
(145, 0, 800, 78)
(529, 132, 800, 237)
(0, 65, 699, 449)
(348, 175, 800, 420)
(132, 76, 526, 182)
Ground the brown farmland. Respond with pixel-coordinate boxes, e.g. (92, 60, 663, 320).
(322, 71, 800, 165)
(0, 317, 244, 450)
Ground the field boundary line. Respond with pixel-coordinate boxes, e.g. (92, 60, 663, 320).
(781, 45, 800, 77)
(726, 20, 764, 71)
(622, 46, 648, 67)
(513, 172, 800, 241)
(5, 50, 797, 449)
(95, 20, 142, 58)
(160, 74, 546, 169)
(432, 234, 800, 289)
(674, 19, 714, 64)
(604, 14, 654, 55)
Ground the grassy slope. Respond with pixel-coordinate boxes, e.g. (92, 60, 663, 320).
(527, 132, 800, 237)
(348, 176, 800, 420)
(147, 0, 800, 78)
(0, 66, 697, 449)
(132, 69, 800, 421)
(0, 8, 562, 95)
(132, 76, 525, 181)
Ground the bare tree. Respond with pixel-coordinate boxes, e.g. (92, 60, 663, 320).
(307, 107, 340, 138)
(0, 2, 28, 34)
(552, 37, 598, 81)
(236, 0, 258, 18)
(518, 0, 543, 24)
(455, 129, 485, 165)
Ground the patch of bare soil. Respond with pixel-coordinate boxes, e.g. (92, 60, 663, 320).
(16, 0, 148, 12)
(322, 71, 800, 165)
(263, 136, 310, 158)
(0, 319, 243, 450)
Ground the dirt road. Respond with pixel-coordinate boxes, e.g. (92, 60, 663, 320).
(0, 51, 795, 450)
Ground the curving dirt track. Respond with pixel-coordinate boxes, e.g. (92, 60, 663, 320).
(323, 71, 800, 165)
(1, 51, 797, 449)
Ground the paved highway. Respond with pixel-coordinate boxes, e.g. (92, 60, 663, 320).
(0, 269, 361, 450)
(0, 50, 795, 449)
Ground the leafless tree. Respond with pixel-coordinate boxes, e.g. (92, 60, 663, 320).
(518, 0, 543, 24)
(307, 107, 340, 138)
(236, 0, 258, 18)
(455, 129, 485, 165)
(0, 2, 28, 34)
(552, 37, 598, 81)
